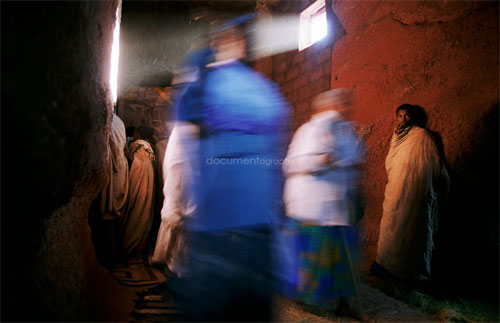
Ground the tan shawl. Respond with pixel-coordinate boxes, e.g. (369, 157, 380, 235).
(376, 126, 449, 281)
(120, 139, 155, 258)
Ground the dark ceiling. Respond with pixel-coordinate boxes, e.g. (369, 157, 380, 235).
(118, 0, 260, 90)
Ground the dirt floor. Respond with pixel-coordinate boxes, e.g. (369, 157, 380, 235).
(276, 283, 436, 322)
(107, 269, 437, 322)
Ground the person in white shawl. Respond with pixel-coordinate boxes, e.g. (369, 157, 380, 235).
(91, 112, 129, 265)
(373, 104, 449, 282)
(120, 126, 156, 259)
(281, 88, 366, 319)
(151, 46, 211, 275)
(151, 122, 197, 275)
(100, 113, 129, 219)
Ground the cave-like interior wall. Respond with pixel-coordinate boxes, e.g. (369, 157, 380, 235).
(1, 1, 498, 321)
(269, 0, 499, 298)
(1, 1, 131, 321)
(262, 0, 341, 131)
(331, 1, 499, 298)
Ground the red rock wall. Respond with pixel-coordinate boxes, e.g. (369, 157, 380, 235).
(262, 0, 336, 130)
(268, 1, 498, 296)
(330, 1, 499, 295)
(2, 1, 134, 320)
(272, 45, 333, 129)
(117, 85, 174, 138)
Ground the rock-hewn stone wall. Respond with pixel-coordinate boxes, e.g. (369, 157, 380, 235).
(117, 86, 174, 138)
(261, 0, 338, 131)
(267, 0, 498, 297)
(2, 1, 134, 320)
(329, 1, 498, 296)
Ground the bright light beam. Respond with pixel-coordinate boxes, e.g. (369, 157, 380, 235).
(253, 15, 300, 58)
(110, 5, 121, 104)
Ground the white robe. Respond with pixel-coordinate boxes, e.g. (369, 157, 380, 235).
(152, 123, 198, 275)
(154, 139, 169, 189)
(154, 138, 169, 215)
(100, 114, 129, 219)
(283, 110, 363, 226)
(376, 126, 449, 281)
(120, 139, 155, 258)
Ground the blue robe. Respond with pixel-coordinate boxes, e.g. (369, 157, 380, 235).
(177, 60, 290, 231)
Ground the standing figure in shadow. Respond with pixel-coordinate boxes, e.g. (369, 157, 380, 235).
(372, 104, 449, 283)
(120, 125, 156, 261)
(89, 111, 129, 266)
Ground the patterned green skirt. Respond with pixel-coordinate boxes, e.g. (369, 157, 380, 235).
(279, 218, 358, 307)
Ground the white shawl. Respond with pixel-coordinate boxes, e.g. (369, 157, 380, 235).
(283, 110, 363, 226)
(152, 123, 198, 275)
(377, 126, 449, 280)
(100, 114, 129, 220)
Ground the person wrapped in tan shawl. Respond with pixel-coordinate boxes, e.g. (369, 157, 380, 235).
(374, 104, 449, 282)
(120, 126, 156, 260)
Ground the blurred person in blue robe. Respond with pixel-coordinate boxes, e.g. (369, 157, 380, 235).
(170, 14, 290, 321)
(152, 46, 214, 276)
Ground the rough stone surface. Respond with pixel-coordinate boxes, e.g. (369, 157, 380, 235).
(267, 0, 344, 131)
(329, 1, 499, 296)
(117, 85, 174, 138)
(332, 0, 484, 34)
(1, 1, 130, 320)
(1, 1, 498, 321)
(267, 0, 498, 299)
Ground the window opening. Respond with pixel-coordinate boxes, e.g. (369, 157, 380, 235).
(299, 0, 328, 51)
